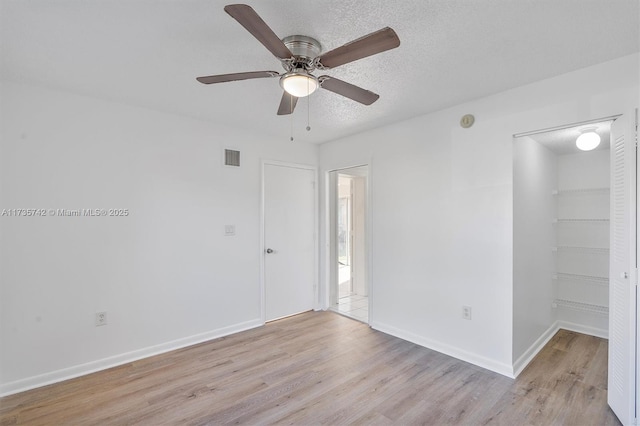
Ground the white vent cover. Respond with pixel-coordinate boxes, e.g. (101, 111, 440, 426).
(224, 149, 240, 167)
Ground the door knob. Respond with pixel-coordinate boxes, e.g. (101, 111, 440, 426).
(266, 248, 274, 254)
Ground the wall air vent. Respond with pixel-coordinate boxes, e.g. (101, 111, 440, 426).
(224, 149, 240, 167)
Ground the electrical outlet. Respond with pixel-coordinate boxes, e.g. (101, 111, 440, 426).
(462, 306, 472, 320)
(224, 225, 236, 236)
(95, 311, 107, 326)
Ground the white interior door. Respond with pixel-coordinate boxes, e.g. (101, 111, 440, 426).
(608, 113, 637, 425)
(263, 163, 315, 322)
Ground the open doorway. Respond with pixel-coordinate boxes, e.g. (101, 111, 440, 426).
(329, 166, 368, 322)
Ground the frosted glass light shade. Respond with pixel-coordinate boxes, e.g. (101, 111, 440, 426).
(280, 73, 318, 98)
(576, 131, 600, 151)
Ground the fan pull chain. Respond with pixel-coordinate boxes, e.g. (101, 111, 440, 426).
(290, 94, 294, 142)
(306, 79, 311, 132)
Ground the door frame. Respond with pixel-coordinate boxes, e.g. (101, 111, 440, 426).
(260, 160, 319, 324)
(324, 163, 373, 323)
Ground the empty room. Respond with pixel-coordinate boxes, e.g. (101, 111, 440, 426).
(1, 0, 639, 424)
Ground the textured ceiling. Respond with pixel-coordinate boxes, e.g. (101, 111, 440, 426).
(1, 1, 638, 144)
(527, 120, 613, 156)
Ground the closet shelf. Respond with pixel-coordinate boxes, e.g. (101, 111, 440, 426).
(552, 299, 608, 315)
(552, 188, 610, 195)
(553, 272, 609, 286)
(552, 246, 609, 254)
(553, 218, 609, 223)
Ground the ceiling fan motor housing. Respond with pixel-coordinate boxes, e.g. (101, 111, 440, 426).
(282, 35, 322, 69)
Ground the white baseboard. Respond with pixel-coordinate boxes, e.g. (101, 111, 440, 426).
(557, 320, 608, 339)
(512, 322, 560, 378)
(370, 321, 514, 378)
(0, 318, 263, 397)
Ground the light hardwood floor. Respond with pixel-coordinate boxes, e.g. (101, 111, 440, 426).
(0, 311, 621, 425)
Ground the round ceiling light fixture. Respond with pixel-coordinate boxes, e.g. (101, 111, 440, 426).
(576, 127, 601, 151)
(280, 71, 318, 98)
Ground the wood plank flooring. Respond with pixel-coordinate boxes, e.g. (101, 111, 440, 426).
(0, 311, 621, 425)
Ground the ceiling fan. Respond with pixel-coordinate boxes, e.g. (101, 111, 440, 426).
(196, 4, 401, 115)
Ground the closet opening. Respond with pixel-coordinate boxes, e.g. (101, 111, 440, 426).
(513, 117, 615, 360)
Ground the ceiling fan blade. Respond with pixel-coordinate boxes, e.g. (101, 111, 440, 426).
(277, 91, 298, 115)
(224, 4, 293, 60)
(196, 71, 279, 84)
(316, 27, 400, 69)
(319, 76, 379, 105)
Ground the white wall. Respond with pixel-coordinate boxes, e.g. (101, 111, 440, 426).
(513, 137, 557, 369)
(319, 54, 639, 376)
(0, 81, 317, 395)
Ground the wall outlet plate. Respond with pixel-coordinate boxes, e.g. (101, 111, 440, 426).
(95, 311, 107, 326)
(462, 306, 472, 320)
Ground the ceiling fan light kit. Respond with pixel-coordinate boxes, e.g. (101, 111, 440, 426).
(280, 71, 318, 98)
(197, 4, 400, 117)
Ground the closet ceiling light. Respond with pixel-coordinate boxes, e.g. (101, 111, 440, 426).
(576, 129, 601, 151)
